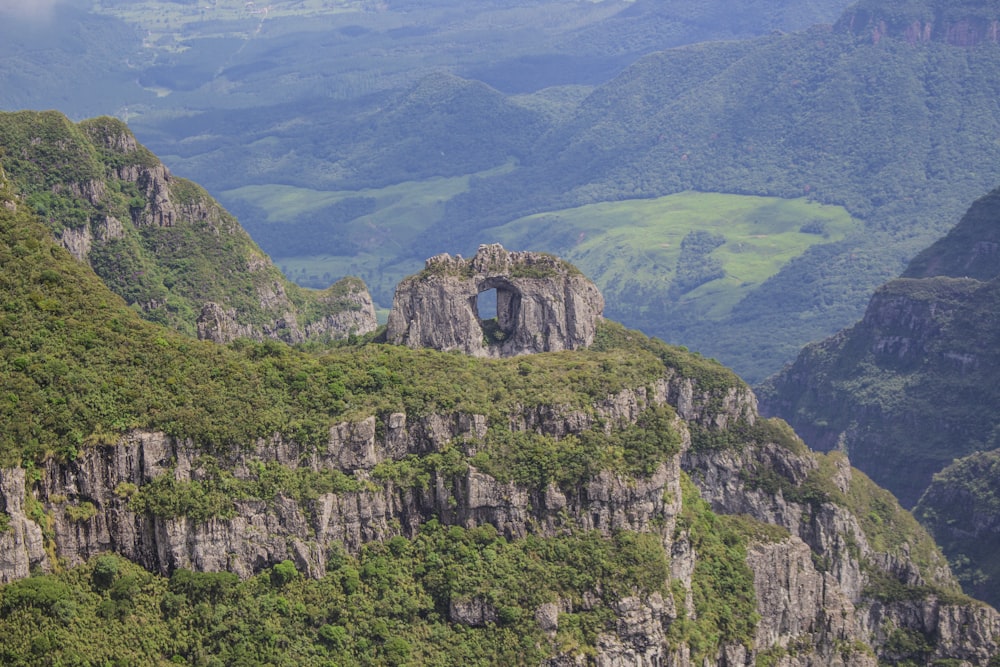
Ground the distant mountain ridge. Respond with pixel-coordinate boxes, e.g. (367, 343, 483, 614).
(838, 0, 1000, 45)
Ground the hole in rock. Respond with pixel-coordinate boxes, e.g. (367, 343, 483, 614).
(476, 284, 520, 345)
(477, 289, 498, 320)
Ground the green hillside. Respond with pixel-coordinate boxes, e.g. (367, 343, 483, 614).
(0, 110, 370, 342)
(759, 183, 1000, 606)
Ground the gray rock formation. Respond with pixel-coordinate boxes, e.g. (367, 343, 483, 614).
(1, 357, 997, 663)
(0, 469, 46, 583)
(386, 244, 604, 357)
(196, 277, 377, 344)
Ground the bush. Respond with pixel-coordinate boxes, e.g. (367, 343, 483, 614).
(92, 554, 120, 590)
(271, 560, 298, 588)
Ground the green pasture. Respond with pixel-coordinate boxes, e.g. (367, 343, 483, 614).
(490, 192, 860, 320)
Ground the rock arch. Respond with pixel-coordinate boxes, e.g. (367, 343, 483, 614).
(386, 244, 604, 357)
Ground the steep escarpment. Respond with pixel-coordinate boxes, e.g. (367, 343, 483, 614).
(760, 183, 1000, 608)
(838, 0, 1000, 46)
(2, 168, 998, 663)
(0, 110, 376, 343)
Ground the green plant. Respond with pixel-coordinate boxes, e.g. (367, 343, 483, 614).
(65, 502, 98, 523)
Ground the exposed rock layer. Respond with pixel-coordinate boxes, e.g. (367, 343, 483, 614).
(386, 244, 604, 357)
(0, 364, 996, 664)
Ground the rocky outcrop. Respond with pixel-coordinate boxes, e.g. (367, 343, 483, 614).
(748, 539, 874, 667)
(197, 276, 377, 344)
(196, 302, 255, 342)
(0, 469, 47, 583)
(683, 434, 1000, 666)
(306, 280, 378, 340)
(0, 356, 996, 663)
(386, 244, 604, 357)
(838, 5, 1000, 47)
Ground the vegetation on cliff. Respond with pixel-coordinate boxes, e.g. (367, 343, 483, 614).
(0, 110, 371, 343)
(0, 528, 669, 666)
(760, 183, 1000, 607)
(0, 121, 991, 662)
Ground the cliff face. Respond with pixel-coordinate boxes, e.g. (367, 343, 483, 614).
(838, 2, 1000, 46)
(759, 183, 1000, 608)
(1, 356, 996, 664)
(386, 244, 604, 357)
(0, 110, 377, 343)
(3, 134, 998, 661)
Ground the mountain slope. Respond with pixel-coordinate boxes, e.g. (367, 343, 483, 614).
(430, 13, 1000, 380)
(0, 110, 376, 343)
(758, 183, 1000, 606)
(0, 163, 997, 663)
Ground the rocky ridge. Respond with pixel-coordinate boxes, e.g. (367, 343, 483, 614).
(0, 110, 377, 344)
(0, 348, 996, 664)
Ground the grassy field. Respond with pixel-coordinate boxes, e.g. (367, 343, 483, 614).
(491, 191, 860, 321)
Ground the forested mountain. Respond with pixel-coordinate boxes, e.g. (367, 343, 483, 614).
(427, 13, 1000, 381)
(0, 110, 376, 343)
(0, 0, 862, 382)
(1, 129, 999, 664)
(758, 183, 1000, 607)
(117, 0, 1000, 382)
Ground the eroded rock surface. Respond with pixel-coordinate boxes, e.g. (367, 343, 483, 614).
(386, 244, 604, 357)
